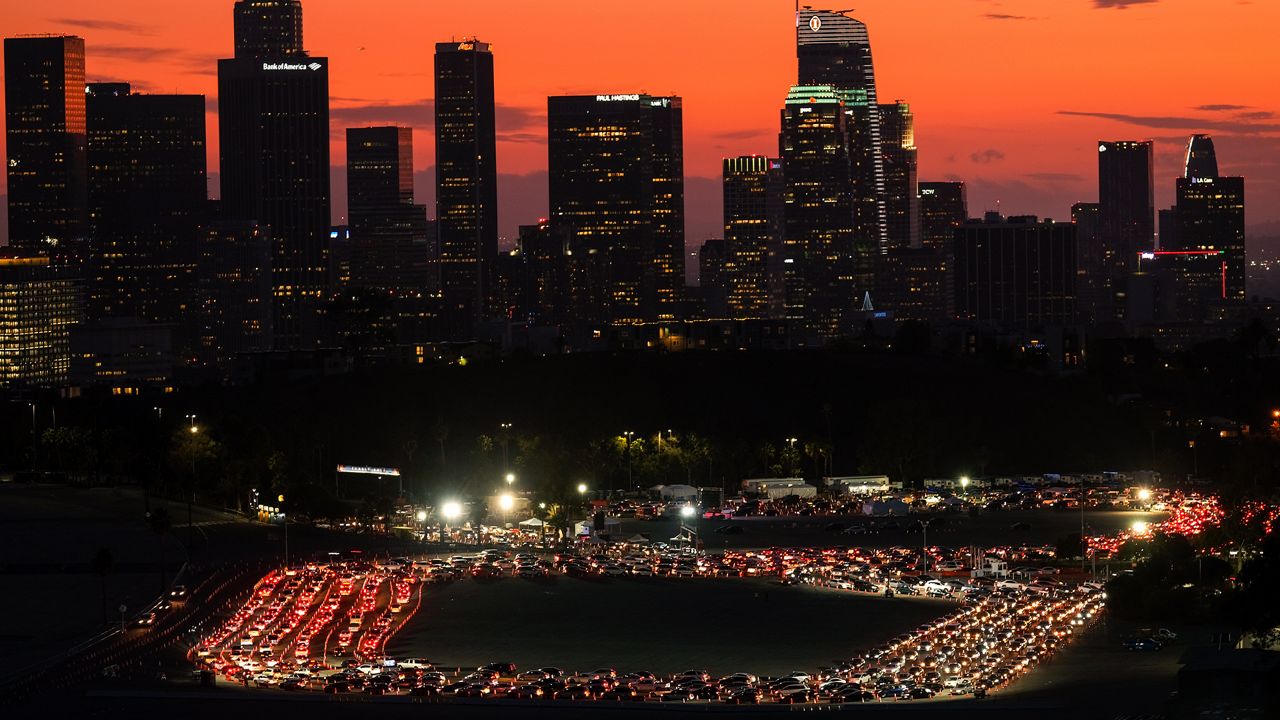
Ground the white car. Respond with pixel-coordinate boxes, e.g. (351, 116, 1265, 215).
(923, 580, 952, 596)
(995, 579, 1025, 592)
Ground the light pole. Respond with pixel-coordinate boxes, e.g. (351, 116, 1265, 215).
(279, 494, 288, 569)
(499, 422, 512, 473)
(917, 518, 940, 574)
(499, 493, 514, 528)
(623, 431, 635, 493)
(185, 415, 199, 553)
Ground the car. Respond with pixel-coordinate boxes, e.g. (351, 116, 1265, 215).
(1124, 637, 1161, 651)
(723, 687, 762, 704)
(133, 612, 157, 628)
(323, 681, 350, 694)
(168, 585, 188, 600)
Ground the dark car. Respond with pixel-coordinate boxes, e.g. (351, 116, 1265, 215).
(409, 685, 439, 697)
(723, 688, 762, 704)
(323, 681, 350, 694)
(836, 689, 878, 703)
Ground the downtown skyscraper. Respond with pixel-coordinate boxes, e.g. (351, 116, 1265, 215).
(1097, 140, 1154, 320)
(218, 0, 330, 350)
(346, 126, 431, 293)
(879, 101, 919, 250)
(85, 83, 206, 328)
(1169, 134, 1246, 308)
(435, 40, 498, 339)
(547, 93, 685, 325)
(779, 85, 857, 340)
(796, 9, 887, 258)
(3, 36, 87, 252)
(722, 156, 784, 319)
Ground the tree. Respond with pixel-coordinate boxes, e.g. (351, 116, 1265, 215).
(90, 547, 114, 625)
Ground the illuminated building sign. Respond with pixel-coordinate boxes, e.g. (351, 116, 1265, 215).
(262, 62, 323, 72)
(809, 16, 822, 32)
(920, 188, 936, 196)
(595, 94, 640, 102)
(336, 464, 401, 477)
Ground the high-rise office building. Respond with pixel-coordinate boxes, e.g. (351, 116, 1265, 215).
(218, 0, 330, 349)
(1071, 202, 1104, 325)
(4, 36, 88, 252)
(879, 102, 919, 250)
(0, 256, 82, 388)
(346, 127, 431, 292)
(1097, 140, 1154, 319)
(234, 0, 304, 59)
(954, 217, 1077, 329)
(779, 85, 856, 340)
(875, 247, 951, 324)
(1171, 134, 1244, 305)
(796, 9, 886, 256)
(918, 181, 967, 252)
(547, 93, 685, 325)
(85, 83, 206, 327)
(1184, 134, 1218, 181)
(435, 40, 498, 337)
(722, 156, 784, 319)
(195, 220, 273, 370)
(698, 238, 728, 318)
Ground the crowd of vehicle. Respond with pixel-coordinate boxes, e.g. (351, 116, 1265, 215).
(198, 578, 1103, 704)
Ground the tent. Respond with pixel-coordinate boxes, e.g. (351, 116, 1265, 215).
(625, 534, 650, 544)
(518, 517, 545, 528)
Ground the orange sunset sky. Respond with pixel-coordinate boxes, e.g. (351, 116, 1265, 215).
(2, 0, 1278, 255)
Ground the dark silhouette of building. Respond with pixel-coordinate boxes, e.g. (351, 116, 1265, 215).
(722, 156, 784, 318)
(547, 93, 685, 325)
(85, 83, 206, 331)
(1183, 134, 1218, 181)
(1071, 202, 1104, 325)
(346, 126, 431, 293)
(195, 219, 273, 370)
(218, 0, 330, 349)
(4, 36, 87, 252)
(919, 181, 967, 252)
(1098, 140, 1154, 320)
(1170, 135, 1244, 305)
(796, 9, 886, 256)
(954, 217, 1077, 329)
(875, 246, 951, 324)
(879, 101, 919, 250)
(698, 239, 728, 318)
(780, 85, 856, 340)
(234, 0, 303, 59)
(435, 40, 498, 338)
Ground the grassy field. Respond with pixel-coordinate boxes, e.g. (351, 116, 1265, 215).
(387, 575, 951, 676)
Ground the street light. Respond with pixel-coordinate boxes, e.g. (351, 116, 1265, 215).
(679, 505, 696, 519)
(960, 476, 970, 492)
(184, 414, 199, 554)
(623, 431, 635, 492)
(278, 494, 288, 570)
(577, 483, 588, 496)
(499, 493, 514, 511)
(1131, 519, 1151, 536)
(415, 510, 427, 523)
(916, 518, 941, 573)
(1136, 488, 1152, 503)
(505, 472, 516, 486)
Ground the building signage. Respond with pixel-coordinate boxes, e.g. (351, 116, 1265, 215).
(809, 16, 822, 32)
(595, 94, 640, 102)
(336, 464, 401, 477)
(263, 62, 324, 72)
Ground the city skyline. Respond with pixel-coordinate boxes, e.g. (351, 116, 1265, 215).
(2, 0, 1278, 260)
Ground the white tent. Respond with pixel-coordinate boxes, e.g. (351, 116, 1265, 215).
(518, 517, 545, 528)
(625, 534, 650, 544)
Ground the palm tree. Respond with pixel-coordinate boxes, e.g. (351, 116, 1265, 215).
(148, 506, 172, 594)
(90, 547, 114, 625)
(432, 418, 449, 471)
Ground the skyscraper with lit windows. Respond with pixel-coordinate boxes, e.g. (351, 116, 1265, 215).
(723, 156, 784, 319)
(3, 35, 88, 252)
(547, 93, 685, 325)
(435, 39, 498, 338)
(218, 0, 330, 349)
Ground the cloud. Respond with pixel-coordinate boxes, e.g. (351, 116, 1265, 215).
(1196, 104, 1251, 112)
(1026, 172, 1083, 182)
(328, 100, 543, 134)
(1058, 110, 1280, 134)
(92, 45, 175, 62)
(984, 13, 1035, 20)
(1236, 110, 1276, 121)
(331, 99, 435, 128)
(970, 149, 1006, 164)
(48, 17, 152, 33)
(1093, 0, 1160, 8)
(712, 129, 769, 140)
